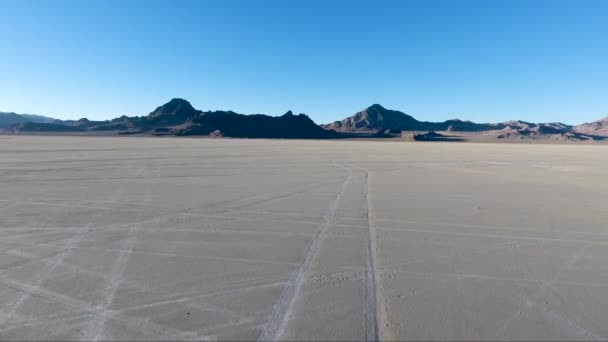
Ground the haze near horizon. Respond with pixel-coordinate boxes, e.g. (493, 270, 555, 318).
(1, 0, 607, 125)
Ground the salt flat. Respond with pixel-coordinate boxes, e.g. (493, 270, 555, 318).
(1, 135, 608, 341)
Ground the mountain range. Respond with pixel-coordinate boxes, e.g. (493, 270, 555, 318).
(3, 99, 608, 141)
(5, 99, 336, 139)
(322, 104, 606, 141)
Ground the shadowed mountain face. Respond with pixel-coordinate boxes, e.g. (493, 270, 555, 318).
(8, 99, 337, 139)
(173, 110, 337, 138)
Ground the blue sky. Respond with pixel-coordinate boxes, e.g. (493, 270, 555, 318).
(1, 0, 607, 124)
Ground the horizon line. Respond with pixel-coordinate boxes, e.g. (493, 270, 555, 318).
(2, 99, 607, 127)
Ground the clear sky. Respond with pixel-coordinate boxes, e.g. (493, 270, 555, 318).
(1, 0, 607, 124)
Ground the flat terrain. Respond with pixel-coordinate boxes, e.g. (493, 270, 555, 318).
(2, 136, 608, 341)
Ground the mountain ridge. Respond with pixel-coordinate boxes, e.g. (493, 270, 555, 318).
(0, 111, 57, 128)
(321, 104, 605, 141)
(7, 99, 337, 139)
(4, 100, 608, 140)
(322, 104, 572, 133)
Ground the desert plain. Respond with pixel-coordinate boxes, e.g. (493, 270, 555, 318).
(1, 135, 608, 341)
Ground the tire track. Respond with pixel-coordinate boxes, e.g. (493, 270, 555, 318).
(363, 170, 391, 341)
(82, 226, 137, 341)
(0, 275, 206, 340)
(258, 163, 352, 342)
(363, 170, 379, 341)
(0, 215, 100, 325)
(494, 243, 601, 339)
(200, 181, 333, 214)
(117, 280, 287, 315)
(82, 163, 146, 341)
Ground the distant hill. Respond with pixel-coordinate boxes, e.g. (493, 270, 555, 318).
(322, 104, 502, 132)
(0, 111, 57, 128)
(324, 104, 422, 132)
(8, 98, 338, 139)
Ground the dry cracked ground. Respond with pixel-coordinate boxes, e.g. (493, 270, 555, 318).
(2, 135, 608, 341)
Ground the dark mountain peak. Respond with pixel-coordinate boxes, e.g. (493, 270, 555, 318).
(155, 98, 194, 112)
(367, 104, 386, 111)
(283, 110, 294, 116)
(165, 98, 194, 110)
(147, 98, 199, 123)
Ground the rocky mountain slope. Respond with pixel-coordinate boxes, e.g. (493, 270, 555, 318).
(322, 104, 499, 132)
(574, 117, 608, 136)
